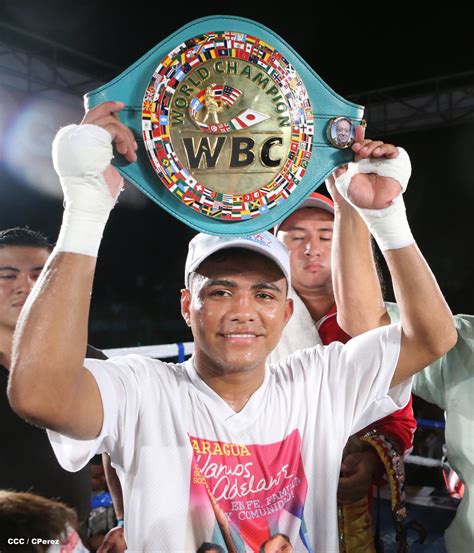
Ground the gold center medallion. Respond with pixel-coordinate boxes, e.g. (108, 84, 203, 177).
(142, 32, 313, 221)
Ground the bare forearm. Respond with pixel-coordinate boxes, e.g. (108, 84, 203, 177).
(333, 203, 389, 335)
(9, 251, 99, 431)
(385, 245, 456, 385)
(103, 453, 124, 519)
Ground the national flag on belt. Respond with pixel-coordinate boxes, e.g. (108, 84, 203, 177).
(169, 150, 180, 165)
(221, 85, 242, 105)
(184, 37, 197, 49)
(283, 158, 293, 172)
(190, 97, 203, 117)
(293, 166, 305, 179)
(275, 173, 288, 187)
(250, 199, 262, 209)
(201, 41, 215, 51)
(229, 109, 270, 130)
(173, 68, 186, 82)
(184, 188, 201, 203)
(202, 188, 215, 200)
(169, 45, 181, 58)
(182, 171, 197, 187)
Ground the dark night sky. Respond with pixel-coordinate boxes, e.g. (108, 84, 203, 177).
(0, 2, 473, 348)
(1, 2, 474, 95)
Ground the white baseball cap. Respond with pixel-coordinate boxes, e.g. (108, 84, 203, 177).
(185, 232, 291, 288)
(274, 192, 334, 234)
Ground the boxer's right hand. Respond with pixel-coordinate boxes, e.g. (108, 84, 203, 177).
(52, 101, 138, 257)
(82, 101, 137, 199)
(81, 101, 137, 162)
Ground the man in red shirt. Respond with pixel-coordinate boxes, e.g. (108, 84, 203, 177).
(271, 191, 416, 552)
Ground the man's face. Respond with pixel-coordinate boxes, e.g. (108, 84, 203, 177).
(90, 463, 107, 492)
(0, 246, 49, 332)
(263, 535, 294, 553)
(181, 251, 293, 376)
(336, 120, 351, 146)
(277, 207, 334, 294)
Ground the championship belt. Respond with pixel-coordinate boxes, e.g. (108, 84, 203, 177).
(85, 16, 364, 235)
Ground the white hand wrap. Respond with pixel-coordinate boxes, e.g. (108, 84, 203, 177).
(335, 147, 415, 251)
(52, 124, 121, 257)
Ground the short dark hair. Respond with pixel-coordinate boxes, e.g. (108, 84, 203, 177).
(259, 533, 291, 553)
(0, 227, 52, 251)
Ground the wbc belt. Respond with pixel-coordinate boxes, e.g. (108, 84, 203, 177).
(85, 16, 364, 236)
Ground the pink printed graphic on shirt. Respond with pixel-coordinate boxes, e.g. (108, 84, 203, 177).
(189, 429, 309, 552)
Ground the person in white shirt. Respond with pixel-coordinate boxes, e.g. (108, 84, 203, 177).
(8, 102, 456, 552)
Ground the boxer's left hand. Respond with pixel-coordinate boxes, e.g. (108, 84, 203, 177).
(327, 126, 402, 210)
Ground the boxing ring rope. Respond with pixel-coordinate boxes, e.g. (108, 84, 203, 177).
(103, 342, 195, 363)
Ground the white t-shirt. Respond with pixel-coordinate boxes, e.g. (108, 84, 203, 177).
(48, 323, 410, 553)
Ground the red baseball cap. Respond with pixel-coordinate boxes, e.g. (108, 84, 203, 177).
(274, 192, 334, 234)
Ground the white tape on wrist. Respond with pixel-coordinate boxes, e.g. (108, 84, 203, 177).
(335, 147, 414, 251)
(52, 124, 121, 257)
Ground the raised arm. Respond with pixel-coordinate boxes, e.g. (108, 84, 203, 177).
(328, 175, 390, 336)
(332, 130, 456, 386)
(8, 102, 137, 439)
